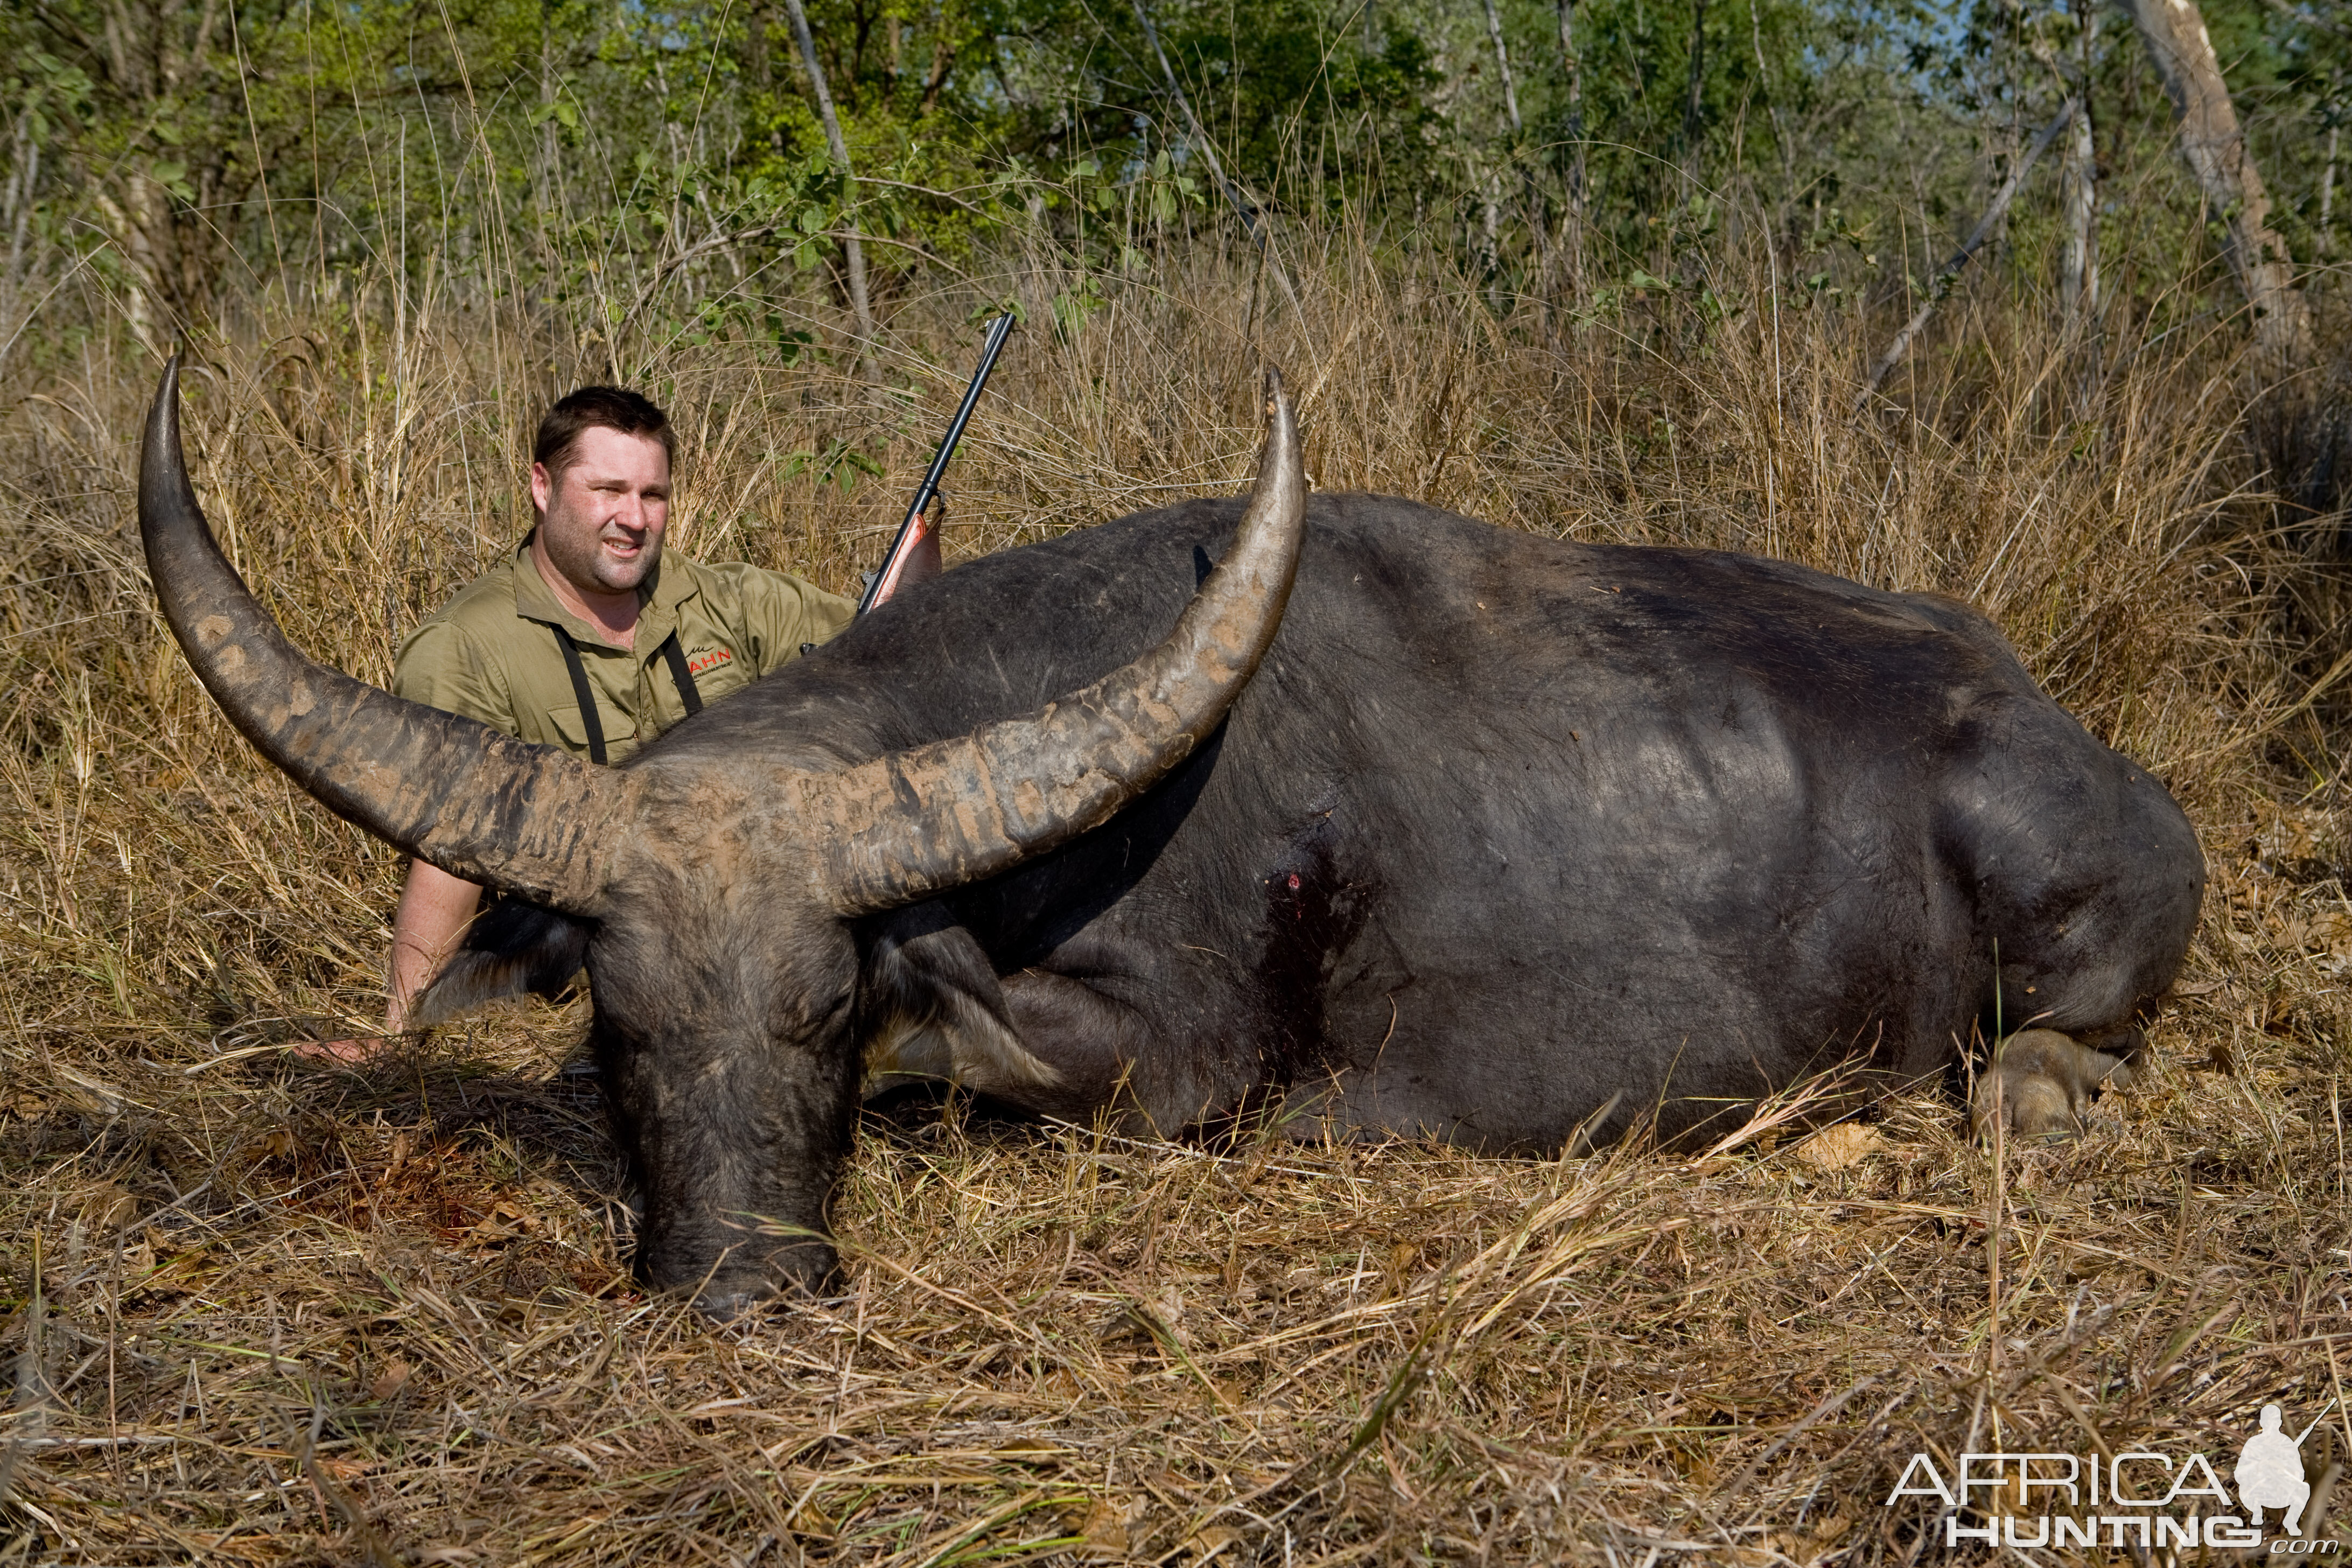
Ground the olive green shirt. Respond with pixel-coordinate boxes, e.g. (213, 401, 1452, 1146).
(392, 541, 856, 764)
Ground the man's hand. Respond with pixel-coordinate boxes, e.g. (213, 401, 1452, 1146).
(300, 860, 481, 1063)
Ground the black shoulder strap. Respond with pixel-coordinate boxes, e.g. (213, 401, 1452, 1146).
(553, 625, 703, 763)
(657, 630, 704, 717)
(550, 625, 608, 766)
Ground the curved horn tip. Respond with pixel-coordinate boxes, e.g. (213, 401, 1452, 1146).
(1255, 367, 1300, 488)
(141, 348, 210, 543)
(153, 349, 184, 416)
(143, 352, 186, 473)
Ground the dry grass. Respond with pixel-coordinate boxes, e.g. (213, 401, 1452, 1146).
(4, 220, 2352, 1564)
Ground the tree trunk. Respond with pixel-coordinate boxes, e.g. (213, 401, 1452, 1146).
(2125, 0, 2308, 367)
(1481, 0, 1548, 286)
(2322, 124, 2340, 255)
(1680, 0, 1708, 178)
(538, 18, 562, 241)
(1556, 0, 1586, 301)
(1482, 0, 1522, 134)
(747, 1, 772, 94)
(55, 0, 243, 338)
(919, 32, 956, 116)
(780, 0, 878, 384)
(2058, 9, 2099, 336)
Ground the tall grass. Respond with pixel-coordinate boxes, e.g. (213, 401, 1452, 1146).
(3, 198, 2350, 1563)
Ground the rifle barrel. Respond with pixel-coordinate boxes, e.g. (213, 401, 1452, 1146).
(858, 313, 1016, 614)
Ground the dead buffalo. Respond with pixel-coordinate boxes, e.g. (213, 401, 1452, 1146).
(139, 361, 2203, 1313)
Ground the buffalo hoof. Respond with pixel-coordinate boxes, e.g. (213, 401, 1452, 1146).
(1969, 1027, 2134, 1143)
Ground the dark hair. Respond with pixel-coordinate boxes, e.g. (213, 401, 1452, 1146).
(533, 386, 676, 477)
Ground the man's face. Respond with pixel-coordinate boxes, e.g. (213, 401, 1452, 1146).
(531, 425, 672, 596)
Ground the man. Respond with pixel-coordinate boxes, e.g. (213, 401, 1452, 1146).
(312, 386, 936, 1058)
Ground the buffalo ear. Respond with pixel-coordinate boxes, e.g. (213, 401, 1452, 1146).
(406, 899, 591, 1028)
(859, 903, 1058, 1096)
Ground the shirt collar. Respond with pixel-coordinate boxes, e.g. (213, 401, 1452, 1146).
(507, 535, 701, 654)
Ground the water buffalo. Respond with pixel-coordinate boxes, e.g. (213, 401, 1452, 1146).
(139, 360, 2203, 1312)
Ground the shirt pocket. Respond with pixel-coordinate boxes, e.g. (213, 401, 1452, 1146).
(547, 702, 635, 759)
(682, 645, 755, 706)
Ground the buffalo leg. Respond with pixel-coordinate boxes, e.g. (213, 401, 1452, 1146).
(1968, 1027, 2134, 1141)
(996, 969, 1234, 1132)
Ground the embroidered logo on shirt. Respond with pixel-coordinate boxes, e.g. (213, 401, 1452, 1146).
(687, 647, 734, 676)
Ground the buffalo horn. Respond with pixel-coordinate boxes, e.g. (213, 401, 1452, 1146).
(808, 370, 1306, 914)
(139, 357, 629, 914)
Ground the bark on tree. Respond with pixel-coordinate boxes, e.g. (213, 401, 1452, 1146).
(919, 32, 956, 116)
(2125, 0, 2309, 366)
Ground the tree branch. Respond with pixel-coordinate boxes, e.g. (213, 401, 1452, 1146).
(1858, 99, 2076, 407)
(1128, 0, 1306, 333)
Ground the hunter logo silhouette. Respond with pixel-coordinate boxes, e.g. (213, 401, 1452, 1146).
(2235, 1402, 2334, 1536)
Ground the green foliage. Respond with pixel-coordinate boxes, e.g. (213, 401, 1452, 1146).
(0, 0, 2344, 369)
(781, 435, 886, 495)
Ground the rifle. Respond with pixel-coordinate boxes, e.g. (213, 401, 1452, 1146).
(857, 312, 1016, 614)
